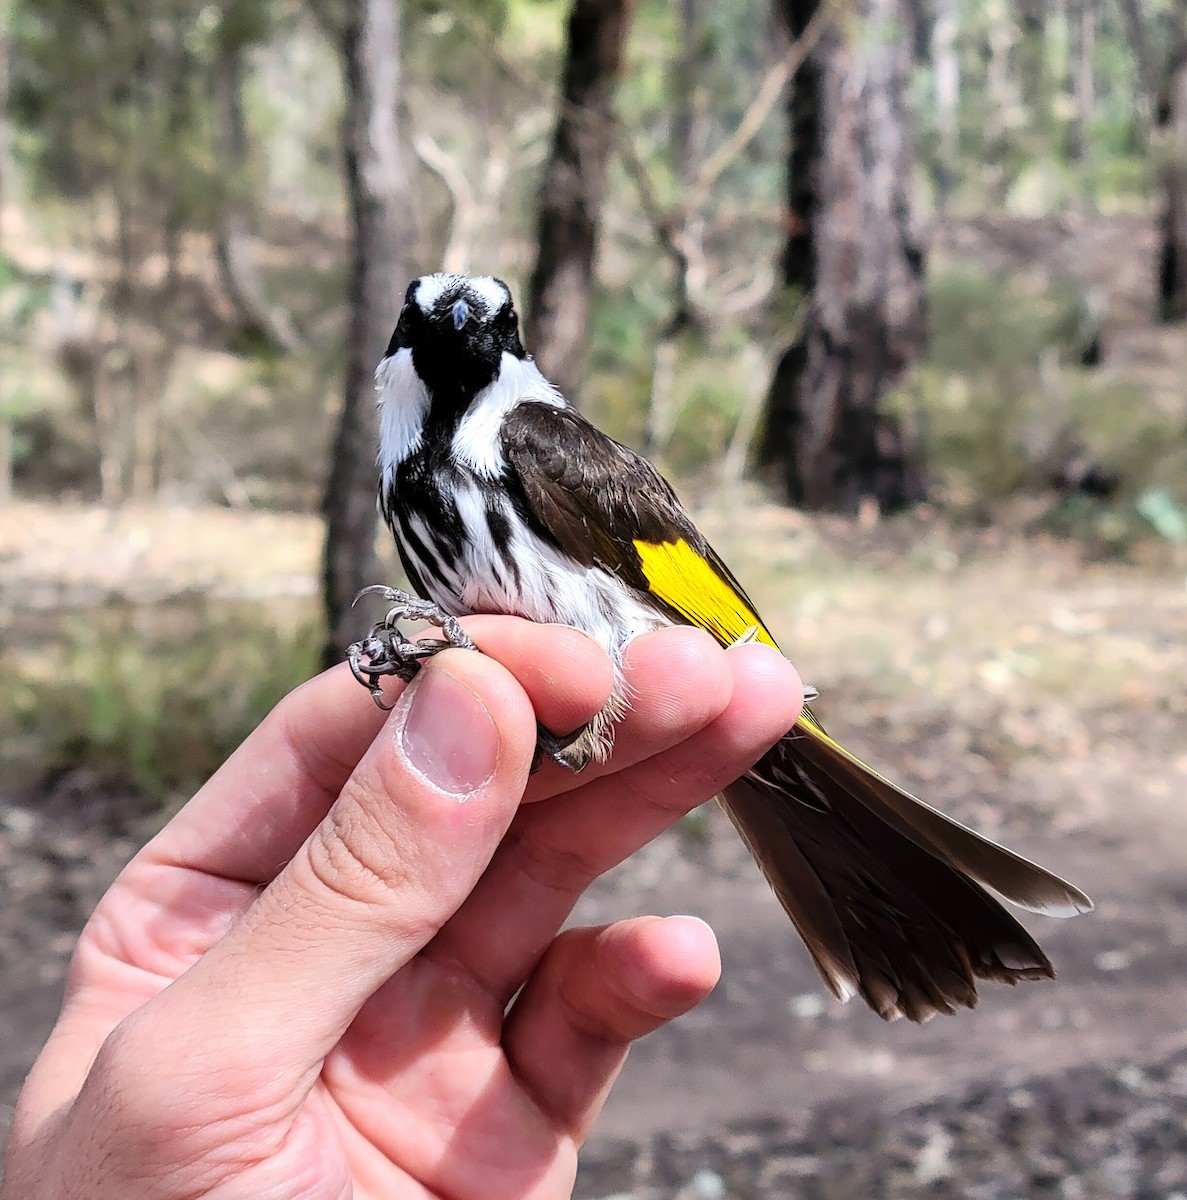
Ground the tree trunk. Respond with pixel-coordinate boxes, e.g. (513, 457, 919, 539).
(214, 41, 303, 355)
(1159, 34, 1187, 321)
(760, 0, 927, 513)
(0, 0, 10, 503)
(931, 0, 960, 213)
(1117, 0, 1156, 129)
(320, 0, 415, 666)
(1066, 0, 1096, 171)
(525, 0, 634, 400)
(756, 0, 818, 490)
(0, 0, 9, 254)
(641, 0, 704, 463)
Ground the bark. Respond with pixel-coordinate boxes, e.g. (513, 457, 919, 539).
(0, 0, 10, 502)
(525, 0, 634, 400)
(756, 0, 818, 487)
(0, 0, 8, 255)
(1015, 0, 1048, 117)
(760, 0, 927, 513)
(320, 0, 415, 665)
(1159, 36, 1187, 321)
(641, 0, 704, 463)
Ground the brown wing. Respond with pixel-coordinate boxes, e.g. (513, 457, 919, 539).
(500, 401, 772, 641)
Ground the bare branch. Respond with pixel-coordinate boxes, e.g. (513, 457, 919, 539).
(686, 2, 833, 217)
(413, 131, 477, 272)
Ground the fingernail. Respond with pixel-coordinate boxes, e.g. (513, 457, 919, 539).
(399, 667, 499, 796)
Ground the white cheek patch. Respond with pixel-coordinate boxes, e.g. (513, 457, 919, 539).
(376, 348, 431, 475)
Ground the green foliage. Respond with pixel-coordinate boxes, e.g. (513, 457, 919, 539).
(8, 0, 278, 235)
(582, 282, 662, 437)
(4, 602, 320, 807)
(662, 329, 756, 477)
(0, 253, 52, 337)
(1137, 489, 1187, 545)
(896, 267, 1186, 544)
(914, 0, 1157, 213)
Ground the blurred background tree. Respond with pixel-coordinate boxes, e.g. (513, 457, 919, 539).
(526, 0, 635, 397)
(758, 0, 927, 513)
(7, 0, 1182, 533)
(310, 0, 416, 664)
(1, 0, 1186, 682)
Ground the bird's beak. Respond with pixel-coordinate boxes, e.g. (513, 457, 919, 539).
(451, 299, 471, 331)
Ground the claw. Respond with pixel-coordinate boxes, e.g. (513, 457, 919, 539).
(346, 586, 478, 710)
(352, 584, 402, 608)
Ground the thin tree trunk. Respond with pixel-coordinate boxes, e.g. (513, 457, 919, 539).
(757, 0, 818, 491)
(641, 0, 704, 463)
(1158, 28, 1187, 321)
(0, 0, 10, 503)
(986, 0, 1022, 204)
(931, 0, 959, 213)
(0, 0, 9, 254)
(525, 0, 634, 400)
(1117, 0, 1155, 129)
(214, 41, 303, 355)
(320, 0, 415, 665)
(1066, 0, 1096, 171)
(760, 0, 927, 513)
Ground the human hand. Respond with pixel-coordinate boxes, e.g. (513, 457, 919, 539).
(3, 618, 802, 1200)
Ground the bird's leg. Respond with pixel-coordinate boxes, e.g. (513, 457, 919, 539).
(349, 588, 603, 776)
(346, 588, 590, 774)
(347, 587, 477, 711)
(533, 723, 593, 774)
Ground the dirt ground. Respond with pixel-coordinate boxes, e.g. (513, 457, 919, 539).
(2, 496, 1186, 1197)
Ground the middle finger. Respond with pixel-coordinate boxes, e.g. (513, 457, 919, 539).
(423, 636, 803, 1003)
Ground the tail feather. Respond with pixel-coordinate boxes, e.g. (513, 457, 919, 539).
(794, 709, 1093, 918)
(722, 718, 1089, 1022)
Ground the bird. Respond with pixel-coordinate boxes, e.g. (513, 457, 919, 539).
(358, 271, 1092, 1023)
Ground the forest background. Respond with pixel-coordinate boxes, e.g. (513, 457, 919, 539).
(2, 0, 1187, 1195)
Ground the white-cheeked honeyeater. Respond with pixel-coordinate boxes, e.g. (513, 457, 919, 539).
(369, 272, 1092, 1023)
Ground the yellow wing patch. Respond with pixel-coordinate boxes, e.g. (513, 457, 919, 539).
(633, 538, 778, 649)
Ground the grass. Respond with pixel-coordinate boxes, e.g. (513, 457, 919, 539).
(893, 267, 1187, 548)
(3, 598, 321, 809)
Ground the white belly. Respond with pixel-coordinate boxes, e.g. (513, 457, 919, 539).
(418, 478, 668, 664)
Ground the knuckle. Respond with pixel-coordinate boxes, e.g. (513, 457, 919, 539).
(305, 800, 417, 909)
(508, 825, 600, 897)
(291, 800, 444, 950)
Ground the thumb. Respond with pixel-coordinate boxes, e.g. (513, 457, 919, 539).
(84, 650, 537, 1128)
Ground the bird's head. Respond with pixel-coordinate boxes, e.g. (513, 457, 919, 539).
(385, 273, 525, 403)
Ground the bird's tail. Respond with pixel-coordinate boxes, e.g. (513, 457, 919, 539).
(721, 710, 1092, 1022)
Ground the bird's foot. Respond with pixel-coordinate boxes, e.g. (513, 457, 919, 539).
(347, 586, 477, 710)
(347, 587, 595, 774)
